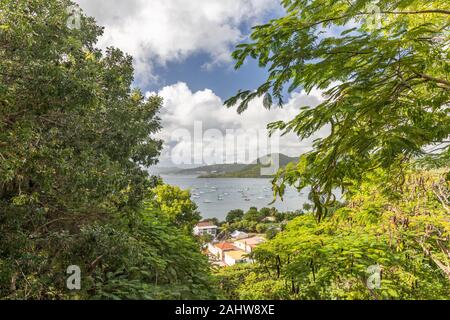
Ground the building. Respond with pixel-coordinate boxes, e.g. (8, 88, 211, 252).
(223, 250, 250, 266)
(208, 242, 237, 261)
(193, 221, 218, 237)
(233, 236, 265, 254)
(204, 235, 266, 267)
(230, 230, 249, 240)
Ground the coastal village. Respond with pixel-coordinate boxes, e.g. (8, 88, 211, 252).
(193, 221, 266, 267)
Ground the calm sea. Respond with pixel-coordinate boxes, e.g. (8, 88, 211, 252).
(161, 175, 309, 220)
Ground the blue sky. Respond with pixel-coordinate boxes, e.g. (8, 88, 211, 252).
(146, 53, 270, 101)
(74, 0, 327, 166)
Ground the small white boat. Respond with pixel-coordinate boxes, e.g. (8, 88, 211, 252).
(203, 200, 213, 203)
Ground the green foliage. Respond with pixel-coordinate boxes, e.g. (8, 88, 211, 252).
(226, 0, 450, 219)
(265, 226, 281, 240)
(214, 264, 255, 300)
(203, 153, 298, 178)
(1, 0, 163, 215)
(226, 209, 244, 223)
(217, 170, 450, 300)
(217, 0, 450, 300)
(0, 208, 217, 300)
(0, 0, 216, 300)
(148, 184, 201, 232)
(244, 207, 266, 222)
(221, 207, 300, 235)
(83, 213, 216, 300)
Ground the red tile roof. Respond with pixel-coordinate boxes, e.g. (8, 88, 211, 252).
(215, 242, 237, 251)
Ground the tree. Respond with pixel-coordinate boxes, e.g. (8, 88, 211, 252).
(1, 0, 163, 216)
(259, 207, 273, 218)
(226, 209, 245, 223)
(255, 223, 268, 234)
(302, 203, 313, 212)
(0, 0, 216, 299)
(209, 217, 221, 227)
(149, 185, 201, 231)
(215, 0, 450, 300)
(225, 0, 450, 220)
(265, 226, 280, 240)
(217, 169, 450, 299)
(244, 207, 265, 222)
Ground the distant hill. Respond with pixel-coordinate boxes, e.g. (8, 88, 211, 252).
(200, 154, 298, 178)
(176, 163, 248, 176)
(148, 166, 182, 175)
(149, 154, 298, 178)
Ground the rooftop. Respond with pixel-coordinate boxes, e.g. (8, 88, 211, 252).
(215, 242, 237, 251)
(196, 221, 218, 228)
(235, 236, 265, 246)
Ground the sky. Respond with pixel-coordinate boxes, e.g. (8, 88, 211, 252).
(74, 0, 329, 167)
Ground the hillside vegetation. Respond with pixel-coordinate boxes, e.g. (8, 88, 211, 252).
(1, 0, 449, 301)
(218, 0, 450, 299)
(200, 154, 298, 178)
(0, 0, 216, 299)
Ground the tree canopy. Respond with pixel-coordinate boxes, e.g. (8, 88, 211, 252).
(226, 209, 245, 223)
(225, 0, 450, 220)
(0, 0, 216, 299)
(1, 0, 448, 301)
(217, 169, 450, 299)
(216, 0, 449, 300)
(148, 184, 201, 232)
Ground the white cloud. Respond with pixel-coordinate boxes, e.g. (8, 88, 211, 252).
(74, 0, 280, 84)
(147, 82, 329, 166)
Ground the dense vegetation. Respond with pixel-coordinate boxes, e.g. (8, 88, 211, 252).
(0, 0, 216, 299)
(217, 206, 311, 239)
(1, 0, 448, 301)
(226, 0, 449, 218)
(218, 0, 450, 299)
(217, 170, 449, 299)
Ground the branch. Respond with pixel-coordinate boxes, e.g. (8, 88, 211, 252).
(418, 241, 450, 281)
(416, 73, 450, 89)
(298, 10, 450, 30)
(381, 10, 450, 15)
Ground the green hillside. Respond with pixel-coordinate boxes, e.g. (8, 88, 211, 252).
(200, 154, 298, 178)
(176, 163, 249, 176)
